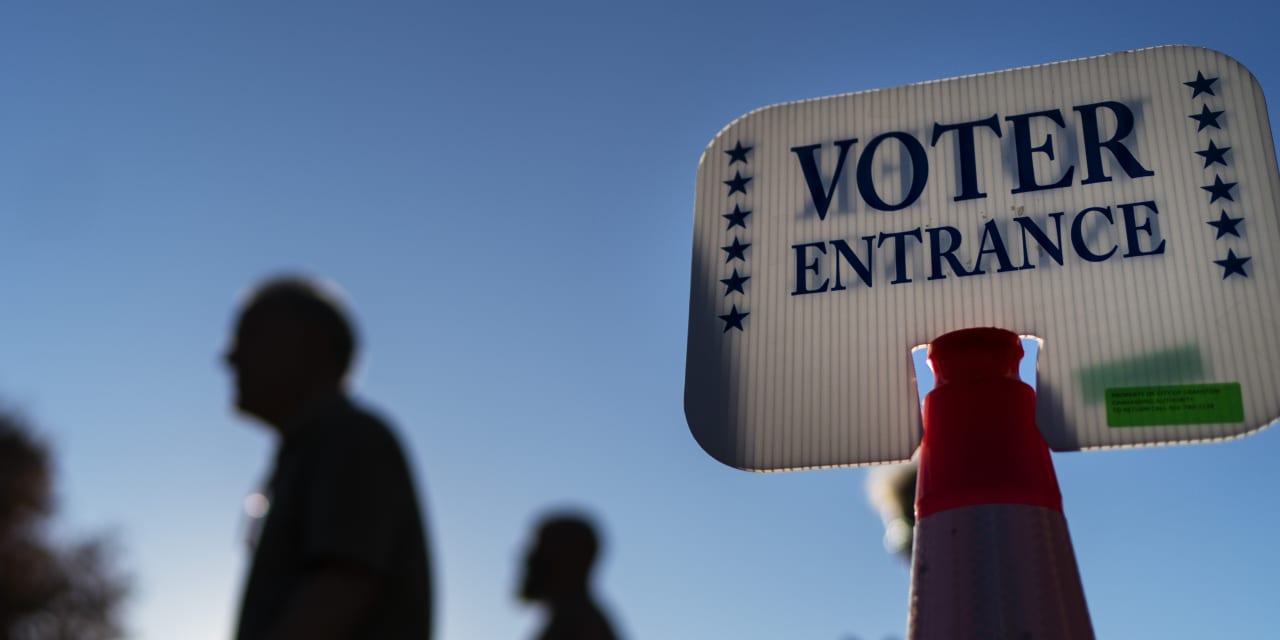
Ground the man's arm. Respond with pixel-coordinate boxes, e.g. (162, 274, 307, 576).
(265, 559, 383, 640)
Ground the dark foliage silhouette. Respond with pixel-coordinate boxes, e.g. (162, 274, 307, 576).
(0, 410, 129, 640)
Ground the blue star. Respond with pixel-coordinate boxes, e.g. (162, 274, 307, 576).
(1214, 249, 1250, 279)
(1188, 105, 1225, 131)
(1195, 141, 1231, 168)
(1206, 211, 1244, 239)
(722, 204, 752, 230)
(725, 141, 753, 165)
(719, 305, 749, 332)
(720, 269, 750, 296)
(1184, 72, 1218, 98)
(721, 237, 750, 263)
(724, 171, 752, 195)
(1202, 176, 1237, 203)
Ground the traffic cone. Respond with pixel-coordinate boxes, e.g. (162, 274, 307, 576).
(907, 328, 1093, 639)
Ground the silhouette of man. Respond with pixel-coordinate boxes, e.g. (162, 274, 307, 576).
(518, 513, 619, 640)
(226, 276, 432, 640)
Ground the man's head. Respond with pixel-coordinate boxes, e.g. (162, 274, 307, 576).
(519, 513, 601, 603)
(224, 276, 357, 430)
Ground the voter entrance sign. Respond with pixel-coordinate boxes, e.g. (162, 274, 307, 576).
(684, 46, 1280, 471)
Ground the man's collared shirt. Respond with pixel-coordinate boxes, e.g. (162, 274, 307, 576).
(235, 394, 432, 639)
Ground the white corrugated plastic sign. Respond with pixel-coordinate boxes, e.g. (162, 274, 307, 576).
(685, 46, 1280, 471)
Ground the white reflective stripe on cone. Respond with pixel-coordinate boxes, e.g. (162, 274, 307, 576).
(908, 504, 1093, 640)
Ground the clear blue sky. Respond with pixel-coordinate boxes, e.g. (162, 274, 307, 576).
(1, 2, 1277, 639)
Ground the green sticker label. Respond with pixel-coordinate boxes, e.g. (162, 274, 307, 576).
(1106, 383, 1244, 427)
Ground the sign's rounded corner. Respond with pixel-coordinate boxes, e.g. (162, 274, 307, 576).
(1233, 415, 1280, 442)
(680, 414, 747, 476)
(1168, 44, 1267, 97)
(682, 398, 766, 472)
(697, 106, 769, 175)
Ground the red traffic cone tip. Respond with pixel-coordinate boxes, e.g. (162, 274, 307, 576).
(916, 327, 1062, 518)
(927, 327, 1023, 383)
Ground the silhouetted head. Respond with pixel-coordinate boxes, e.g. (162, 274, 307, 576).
(519, 513, 601, 603)
(224, 276, 357, 431)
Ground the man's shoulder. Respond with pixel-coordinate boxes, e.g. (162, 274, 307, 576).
(296, 395, 409, 460)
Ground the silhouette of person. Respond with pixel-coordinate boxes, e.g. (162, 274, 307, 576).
(225, 276, 432, 640)
(518, 513, 620, 640)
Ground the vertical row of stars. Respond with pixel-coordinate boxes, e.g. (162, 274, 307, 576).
(1186, 71, 1251, 279)
(718, 141, 753, 332)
